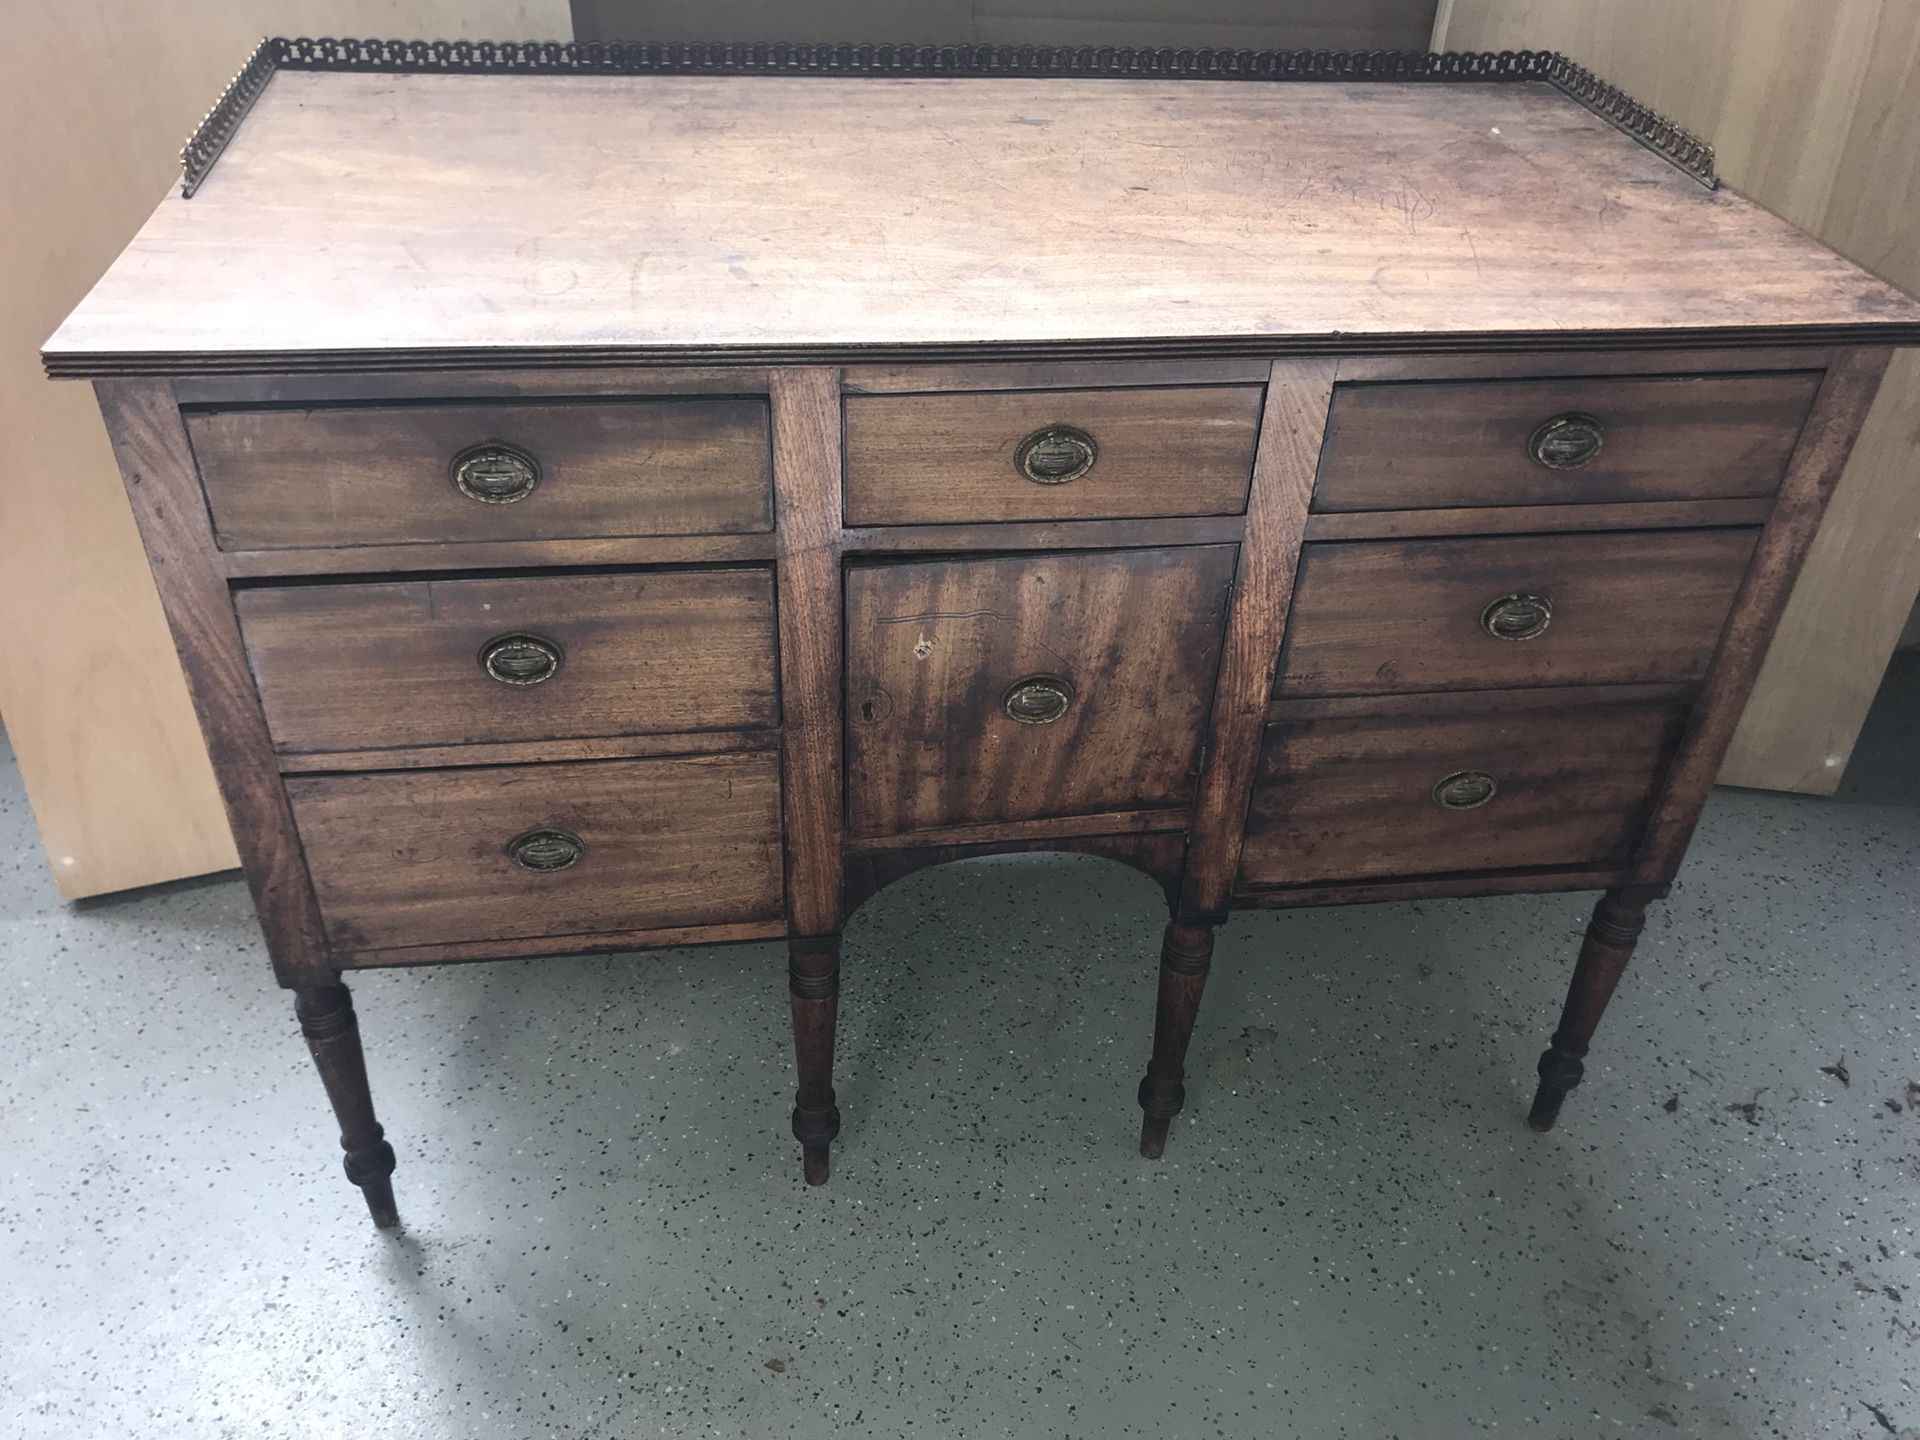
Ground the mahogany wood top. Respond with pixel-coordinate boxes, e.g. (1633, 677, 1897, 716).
(45, 72, 1920, 374)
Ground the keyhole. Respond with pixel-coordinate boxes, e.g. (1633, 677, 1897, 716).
(860, 700, 876, 722)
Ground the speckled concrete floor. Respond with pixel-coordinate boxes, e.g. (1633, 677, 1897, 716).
(3, 682, 1918, 1440)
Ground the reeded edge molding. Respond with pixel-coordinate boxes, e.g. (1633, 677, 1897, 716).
(177, 37, 1718, 198)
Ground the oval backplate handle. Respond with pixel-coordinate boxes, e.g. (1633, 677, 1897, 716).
(480, 632, 563, 686)
(1014, 425, 1098, 485)
(451, 442, 541, 503)
(506, 827, 583, 872)
(1480, 592, 1554, 641)
(1433, 771, 1498, 811)
(1528, 413, 1605, 470)
(1002, 674, 1075, 725)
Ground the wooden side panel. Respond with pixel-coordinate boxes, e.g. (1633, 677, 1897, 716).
(1178, 359, 1338, 918)
(770, 368, 846, 937)
(843, 387, 1262, 524)
(844, 546, 1237, 835)
(1277, 529, 1759, 697)
(92, 381, 329, 975)
(189, 397, 772, 549)
(1637, 349, 1894, 876)
(287, 752, 783, 951)
(234, 569, 777, 754)
(1442, 0, 1920, 793)
(1314, 372, 1819, 511)
(1240, 692, 1686, 888)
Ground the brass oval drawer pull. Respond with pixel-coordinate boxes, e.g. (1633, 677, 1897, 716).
(1528, 413, 1605, 470)
(1002, 674, 1075, 725)
(1015, 425, 1098, 485)
(1481, 591, 1554, 641)
(480, 632, 563, 686)
(1433, 771, 1498, 811)
(451, 442, 540, 503)
(506, 827, 583, 872)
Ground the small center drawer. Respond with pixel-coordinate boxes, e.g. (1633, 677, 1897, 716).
(1238, 692, 1687, 889)
(236, 569, 777, 754)
(845, 546, 1235, 834)
(843, 386, 1263, 524)
(187, 397, 772, 550)
(1314, 372, 1819, 511)
(1276, 529, 1757, 697)
(287, 752, 783, 952)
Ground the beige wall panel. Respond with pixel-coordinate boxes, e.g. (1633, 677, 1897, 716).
(1439, 0, 1920, 794)
(1, 1, 569, 900)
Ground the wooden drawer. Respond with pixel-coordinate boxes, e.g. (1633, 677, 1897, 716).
(1238, 692, 1687, 889)
(1314, 372, 1820, 511)
(843, 387, 1262, 524)
(845, 546, 1235, 834)
(187, 397, 771, 550)
(236, 569, 776, 755)
(1276, 529, 1757, 697)
(287, 752, 783, 952)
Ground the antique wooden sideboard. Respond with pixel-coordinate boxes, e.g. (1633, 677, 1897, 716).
(45, 41, 1920, 1225)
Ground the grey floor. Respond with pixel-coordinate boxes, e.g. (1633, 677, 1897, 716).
(3, 659, 1917, 1440)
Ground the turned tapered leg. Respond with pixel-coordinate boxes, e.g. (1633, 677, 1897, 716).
(1138, 921, 1216, 1158)
(1527, 886, 1663, 1133)
(788, 936, 842, 1185)
(293, 979, 399, 1228)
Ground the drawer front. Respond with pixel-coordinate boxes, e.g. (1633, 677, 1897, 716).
(845, 546, 1236, 834)
(1238, 695, 1686, 888)
(843, 387, 1262, 524)
(1277, 529, 1758, 697)
(236, 569, 777, 754)
(188, 398, 772, 549)
(288, 753, 783, 951)
(1314, 373, 1819, 511)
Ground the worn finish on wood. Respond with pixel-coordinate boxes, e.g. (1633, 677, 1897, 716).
(1177, 361, 1339, 920)
(294, 978, 398, 1229)
(842, 831, 1187, 919)
(43, 74, 1920, 375)
(1526, 885, 1664, 1132)
(286, 753, 782, 953)
(92, 381, 331, 979)
(1137, 922, 1216, 1159)
(842, 515, 1244, 555)
(1240, 691, 1687, 888)
(236, 569, 776, 754)
(1635, 351, 1894, 878)
(843, 386, 1261, 524)
(188, 398, 771, 550)
(1278, 529, 1759, 698)
(1314, 372, 1819, 511)
(221, 533, 777, 579)
(1300, 498, 1774, 543)
(274, 729, 780, 776)
(845, 546, 1236, 835)
(769, 368, 846, 939)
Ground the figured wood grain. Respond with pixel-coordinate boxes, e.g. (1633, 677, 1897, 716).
(91, 380, 329, 974)
(841, 516, 1246, 554)
(43, 73, 1920, 374)
(846, 807, 1188, 852)
(1277, 529, 1759, 697)
(1177, 360, 1338, 918)
(275, 729, 780, 775)
(235, 569, 776, 753)
(1314, 373, 1821, 511)
(220, 532, 777, 578)
(287, 752, 783, 951)
(769, 368, 846, 937)
(1240, 691, 1687, 887)
(842, 386, 1262, 524)
(844, 546, 1236, 835)
(1637, 348, 1893, 875)
(187, 398, 771, 550)
(1441, 1, 1920, 793)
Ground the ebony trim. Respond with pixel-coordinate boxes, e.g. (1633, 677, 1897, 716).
(178, 38, 1718, 200)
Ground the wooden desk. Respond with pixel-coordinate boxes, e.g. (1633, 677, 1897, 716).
(46, 41, 1920, 1222)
